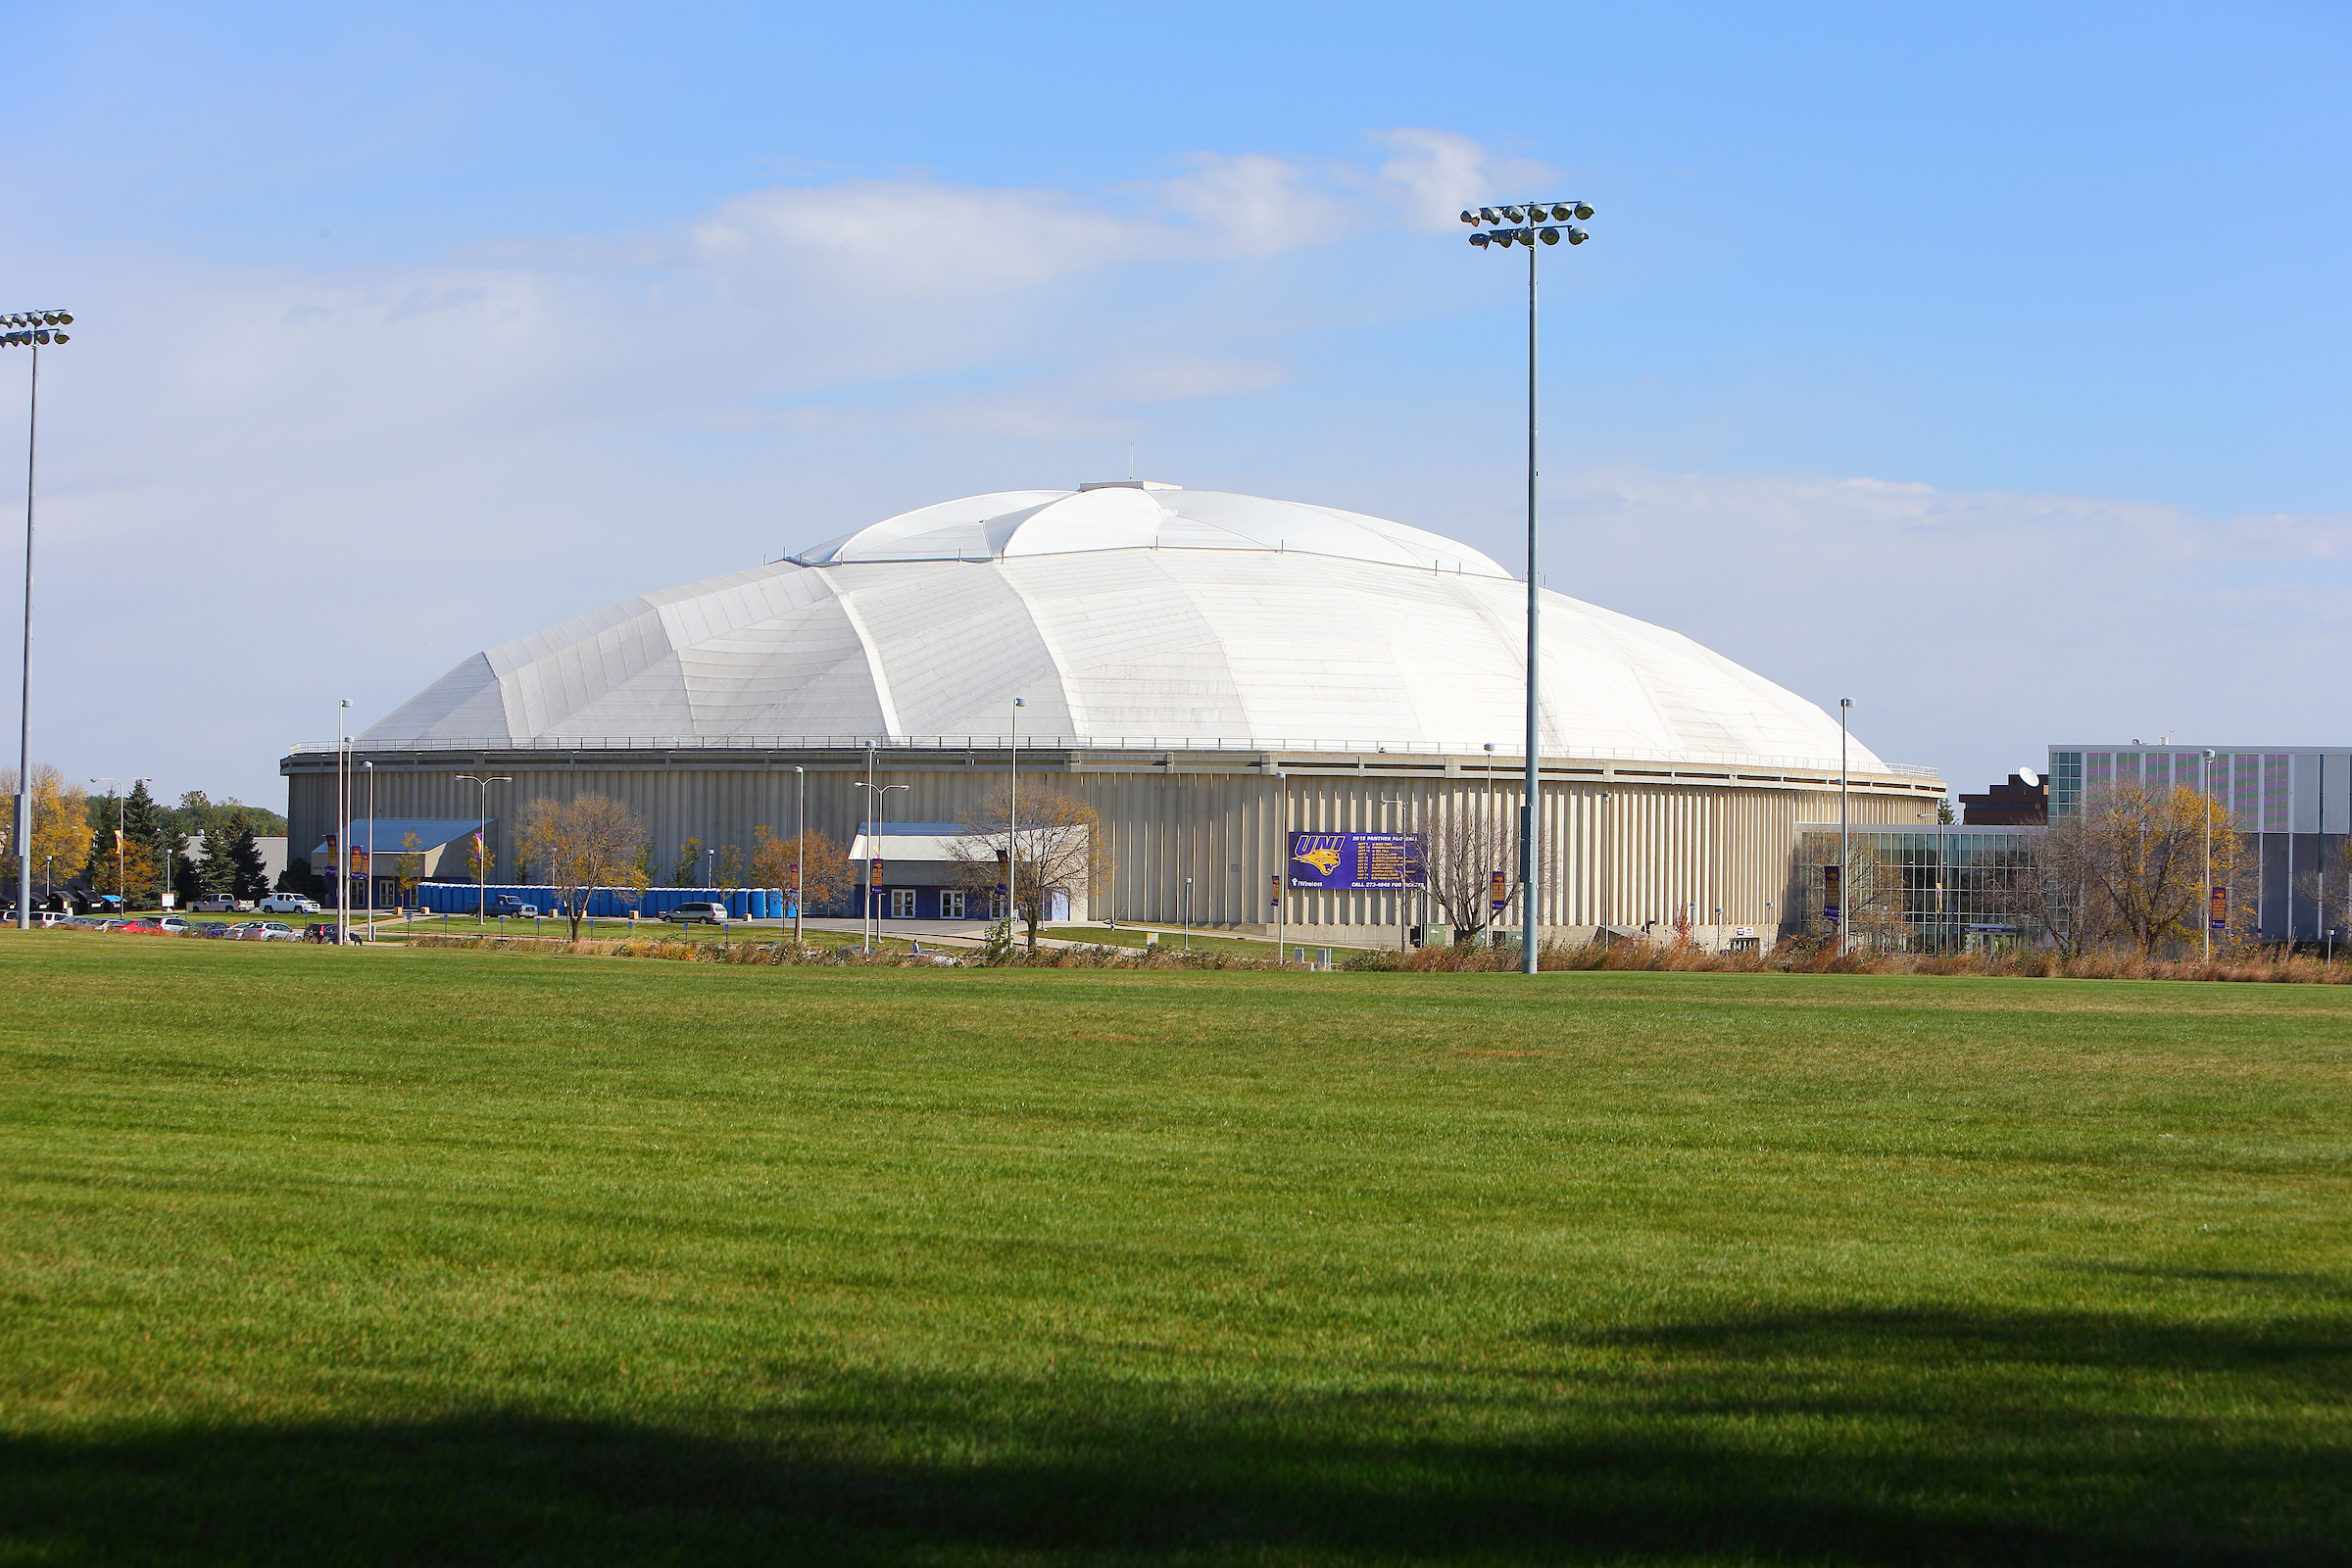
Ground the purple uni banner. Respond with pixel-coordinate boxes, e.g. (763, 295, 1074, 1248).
(1288, 832, 1424, 891)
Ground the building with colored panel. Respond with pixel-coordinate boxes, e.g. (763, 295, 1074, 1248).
(2047, 745, 2351, 942)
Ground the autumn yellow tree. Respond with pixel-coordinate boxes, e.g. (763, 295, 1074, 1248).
(515, 794, 650, 939)
(2039, 784, 2246, 956)
(750, 826, 852, 913)
(393, 830, 426, 906)
(1, 765, 93, 900)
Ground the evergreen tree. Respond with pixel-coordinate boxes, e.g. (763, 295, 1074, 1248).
(226, 811, 270, 900)
(194, 824, 238, 898)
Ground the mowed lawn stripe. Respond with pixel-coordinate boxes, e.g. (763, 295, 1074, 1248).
(1, 935, 2346, 1565)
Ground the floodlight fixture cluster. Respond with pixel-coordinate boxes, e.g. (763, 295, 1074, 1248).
(0, 310, 71, 348)
(1459, 203, 1592, 249)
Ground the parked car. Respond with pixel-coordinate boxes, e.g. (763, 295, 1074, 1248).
(256, 894, 318, 914)
(156, 916, 193, 935)
(115, 918, 167, 935)
(248, 921, 299, 941)
(197, 921, 235, 938)
(660, 902, 732, 925)
(492, 897, 538, 916)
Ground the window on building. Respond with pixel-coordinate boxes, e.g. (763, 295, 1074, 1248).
(939, 889, 965, 919)
(889, 888, 916, 918)
(990, 893, 1008, 920)
(2049, 752, 2083, 817)
(2264, 754, 2290, 832)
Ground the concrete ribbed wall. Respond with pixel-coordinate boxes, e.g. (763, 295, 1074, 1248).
(285, 746, 1936, 938)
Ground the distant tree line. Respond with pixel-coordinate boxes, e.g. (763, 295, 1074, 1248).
(1, 769, 285, 907)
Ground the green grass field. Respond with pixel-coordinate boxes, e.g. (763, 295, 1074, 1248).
(2, 935, 2345, 1565)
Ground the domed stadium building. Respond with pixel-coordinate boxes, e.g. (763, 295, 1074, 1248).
(283, 482, 1944, 943)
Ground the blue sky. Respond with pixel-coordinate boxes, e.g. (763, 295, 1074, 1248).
(4, 0, 2347, 806)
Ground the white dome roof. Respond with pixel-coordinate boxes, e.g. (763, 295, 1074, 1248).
(366, 483, 1886, 771)
(797, 482, 1511, 577)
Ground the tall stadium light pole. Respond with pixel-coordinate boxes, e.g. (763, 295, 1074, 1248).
(453, 773, 511, 924)
(1461, 202, 1592, 974)
(6, 309, 71, 930)
(1838, 700, 1852, 956)
(791, 764, 805, 946)
(336, 701, 351, 945)
(2203, 749, 2216, 962)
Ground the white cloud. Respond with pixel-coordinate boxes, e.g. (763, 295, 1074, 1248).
(1368, 128, 1558, 230)
(19, 129, 2332, 816)
(1553, 466, 2352, 793)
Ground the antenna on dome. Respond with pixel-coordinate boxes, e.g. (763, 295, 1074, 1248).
(1128, 445, 1135, 480)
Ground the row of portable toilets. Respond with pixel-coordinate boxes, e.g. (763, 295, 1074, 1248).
(411, 884, 796, 919)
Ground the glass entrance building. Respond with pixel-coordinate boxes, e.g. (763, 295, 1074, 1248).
(1795, 824, 2046, 952)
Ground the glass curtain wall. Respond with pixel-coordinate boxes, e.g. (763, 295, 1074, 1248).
(1797, 828, 2048, 953)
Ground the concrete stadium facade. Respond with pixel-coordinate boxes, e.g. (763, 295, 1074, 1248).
(283, 484, 1942, 942)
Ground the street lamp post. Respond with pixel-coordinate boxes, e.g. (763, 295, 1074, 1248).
(8, 308, 72, 930)
(1838, 699, 1853, 956)
(1461, 202, 1592, 973)
(1272, 769, 1288, 964)
(363, 760, 376, 939)
(1380, 796, 1408, 952)
(856, 781, 908, 949)
(2202, 749, 2216, 962)
(453, 773, 512, 925)
(1008, 697, 1024, 945)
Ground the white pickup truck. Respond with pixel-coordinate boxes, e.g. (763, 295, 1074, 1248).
(191, 894, 252, 912)
(256, 894, 321, 914)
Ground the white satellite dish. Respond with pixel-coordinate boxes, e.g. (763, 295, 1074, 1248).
(2017, 766, 2040, 788)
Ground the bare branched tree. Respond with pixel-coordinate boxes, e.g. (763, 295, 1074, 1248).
(950, 783, 1108, 952)
(515, 794, 650, 939)
(1798, 834, 1907, 947)
(1966, 842, 2087, 956)
(1419, 808, 1516, 940)
(2291, 841, 2352, 950)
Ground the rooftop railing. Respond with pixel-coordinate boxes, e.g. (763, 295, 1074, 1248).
(283, 734, 1942, 780)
